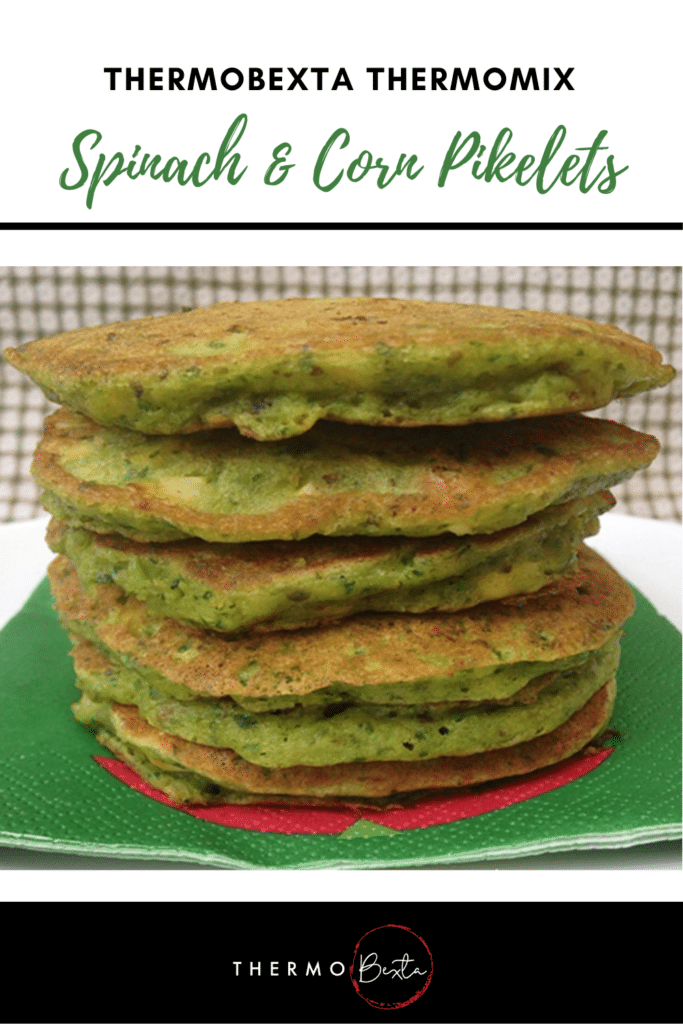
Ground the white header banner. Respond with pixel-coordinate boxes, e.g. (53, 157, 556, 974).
(1, 0, 680, 225)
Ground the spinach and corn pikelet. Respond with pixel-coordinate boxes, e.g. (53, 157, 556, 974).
(4, 297, 675, 440)
(34, 409, 656, 542)
(2, 295, 675, 811)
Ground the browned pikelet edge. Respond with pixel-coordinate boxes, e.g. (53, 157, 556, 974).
(5, 296, 673, 386)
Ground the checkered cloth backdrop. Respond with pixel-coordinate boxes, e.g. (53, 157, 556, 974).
(0, 266, 680, 522)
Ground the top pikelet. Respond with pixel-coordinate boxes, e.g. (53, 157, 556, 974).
(4, 297, 675, 441)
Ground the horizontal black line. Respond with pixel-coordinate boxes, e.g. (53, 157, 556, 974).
(0, 221, 681, 231)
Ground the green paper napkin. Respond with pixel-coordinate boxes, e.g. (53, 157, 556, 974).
(0, 577, 680, 869)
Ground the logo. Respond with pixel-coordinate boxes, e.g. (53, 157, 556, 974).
(350, 924, 433, 1009)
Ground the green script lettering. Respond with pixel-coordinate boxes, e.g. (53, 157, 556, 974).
(313, 128, 350, 191)
(265, 142, 295, 185)
(58, 116, 249, 208)
(438, 125, 627, 196)
(314, 130, 423, 191)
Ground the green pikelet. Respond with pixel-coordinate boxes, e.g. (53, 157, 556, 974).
(35, 408, 657, 542)
(4, 297, 675, 440)
(74, 680, 617, 807)
(46, 491, 613, 634)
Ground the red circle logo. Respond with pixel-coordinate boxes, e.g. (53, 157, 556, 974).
(350, 924, 433, 1009)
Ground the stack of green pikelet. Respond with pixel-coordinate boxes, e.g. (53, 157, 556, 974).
(4, 297, 675, 808)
